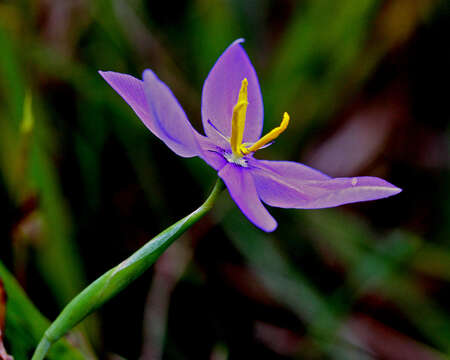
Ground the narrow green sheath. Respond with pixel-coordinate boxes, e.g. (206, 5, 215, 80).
(32, 179, 223, 360)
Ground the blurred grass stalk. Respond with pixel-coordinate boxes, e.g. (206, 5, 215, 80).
(220, 207, 450, 357)
(306, 211, 450, 354)
(0, 23, 100, 345)
(264, 0, 436, 157)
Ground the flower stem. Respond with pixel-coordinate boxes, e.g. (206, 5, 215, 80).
(31, 179, 223, 360)
(32, 338, 51, 360)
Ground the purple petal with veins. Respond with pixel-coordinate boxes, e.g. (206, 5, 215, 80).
(201, 39, 263, 146)
(250, 159, 401, 209)
(100, 70, 201, 158)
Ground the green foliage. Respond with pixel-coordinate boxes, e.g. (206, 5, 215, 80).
(0, 261, 85, 360)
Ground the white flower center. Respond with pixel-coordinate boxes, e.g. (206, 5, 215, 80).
(223, 152, 248, 167)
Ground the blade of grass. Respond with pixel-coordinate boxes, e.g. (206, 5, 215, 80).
(0, 260, 85, 360)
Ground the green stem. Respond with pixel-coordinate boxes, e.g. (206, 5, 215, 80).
(32, 179, 223, 360)
(32, 339, 51, 360)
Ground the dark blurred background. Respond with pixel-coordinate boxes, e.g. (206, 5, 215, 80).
(0, 0, 449, 359)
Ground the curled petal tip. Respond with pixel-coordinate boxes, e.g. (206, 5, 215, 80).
(142, 69, 158, 82)
(263, 221, 278, 233)
(250, 214, 278, 233)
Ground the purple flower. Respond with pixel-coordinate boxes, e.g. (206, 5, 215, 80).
(99, 39, 401, 232)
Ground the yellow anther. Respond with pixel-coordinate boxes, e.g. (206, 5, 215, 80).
(242, 112, 290, 155)
(230, 78, 248, 156)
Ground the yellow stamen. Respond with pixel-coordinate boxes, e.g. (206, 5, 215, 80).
(230, 78, 248, 156)
(242, 112, 290, 155)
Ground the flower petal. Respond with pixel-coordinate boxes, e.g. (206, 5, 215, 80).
(251, 159, 331, 181)
(100, 70, 200, 157)
(251, 160, 401, 209)
(202, 39, 263, 146)
(219, 163, 277, 232)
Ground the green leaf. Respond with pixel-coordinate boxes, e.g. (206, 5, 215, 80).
(0, 261, 85, 360)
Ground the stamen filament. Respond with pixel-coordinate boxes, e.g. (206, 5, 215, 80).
(242, 112, 290, 154)
(230, 78, 248, 155)
(208, 119, 230, 141)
